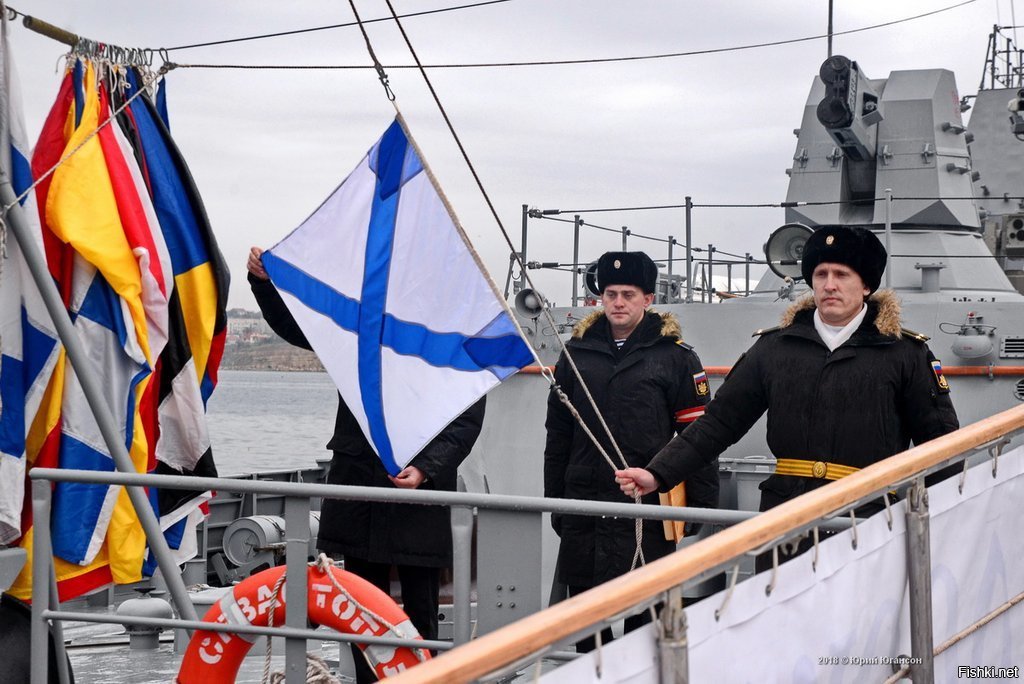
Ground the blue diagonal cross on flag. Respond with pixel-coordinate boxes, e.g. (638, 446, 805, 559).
(263, 118, 532, 474)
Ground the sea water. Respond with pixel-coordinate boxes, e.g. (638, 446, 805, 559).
(206, 370, 337, 475)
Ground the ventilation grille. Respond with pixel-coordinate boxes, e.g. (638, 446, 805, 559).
(1015, 379, 1024, 402)
(1000, 337, 1024, 359)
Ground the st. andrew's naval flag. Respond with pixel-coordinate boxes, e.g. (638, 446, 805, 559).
(262, 118, 533, 475)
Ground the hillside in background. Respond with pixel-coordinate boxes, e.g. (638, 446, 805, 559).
(221, 309, 324, 371)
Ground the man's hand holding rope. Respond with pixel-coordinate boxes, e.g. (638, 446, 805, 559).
(614, 468, 658, 497)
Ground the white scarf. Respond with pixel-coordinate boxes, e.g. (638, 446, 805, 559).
(813, 304, 868, 351)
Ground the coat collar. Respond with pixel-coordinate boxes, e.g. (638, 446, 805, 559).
(570, 309, 682, 348)
(778, 289, 903, 338)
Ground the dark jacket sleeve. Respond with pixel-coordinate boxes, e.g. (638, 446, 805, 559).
(901, 344, 960, 485)
(669, 348, 710, 435)
(409, 397, 486, 485)
(248, 272, 312, 350)
(900, 344, 960, 445)
(671, 348, 719, 532)
(543, 352, 574, 501)
(648, 342, 769, 491)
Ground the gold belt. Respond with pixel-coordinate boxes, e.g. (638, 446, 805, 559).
(774, 458, 859, 481)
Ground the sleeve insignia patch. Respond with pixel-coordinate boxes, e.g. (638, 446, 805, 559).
(693, 370, 710, 396)
(931, 360, 950, 393)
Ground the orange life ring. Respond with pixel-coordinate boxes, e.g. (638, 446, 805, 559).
(176, 563, 429, 682)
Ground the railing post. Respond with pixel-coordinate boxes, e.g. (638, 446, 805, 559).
(706, 244, 715, 303)
(452, 475, 474, 646)
(572, 215, 581, 306)
(284, 495, 311, 684)
(49, 566, 71, 684)
(667, 236, 675, 303)
(658, 586, 688, 684)
(451, 503, 475, 646)
(31, 479, 53, 684)
(519, 204, 529, 294)
(667, 236, 674, 279)
(905, 477, 935, 682)
(685, 197, 693, 303)
(745, 253, 752, 296)
(884, 188, 893, 290)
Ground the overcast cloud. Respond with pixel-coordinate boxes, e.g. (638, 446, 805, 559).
(8, 0, 1015, 307)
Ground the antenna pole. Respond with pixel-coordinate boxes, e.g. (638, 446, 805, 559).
(827, 0, 834, 58)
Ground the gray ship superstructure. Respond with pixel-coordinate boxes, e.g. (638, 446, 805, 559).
(472, 39, 1024, 606)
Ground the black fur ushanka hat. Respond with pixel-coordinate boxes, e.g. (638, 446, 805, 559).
(800, 226, 887, 293)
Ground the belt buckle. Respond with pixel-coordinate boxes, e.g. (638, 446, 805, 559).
(812, 461, 828, 479)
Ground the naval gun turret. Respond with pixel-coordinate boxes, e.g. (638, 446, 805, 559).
(767, 54, 1021, 295)
(815, 55, 882, 163)
(786, 56, 979, 231)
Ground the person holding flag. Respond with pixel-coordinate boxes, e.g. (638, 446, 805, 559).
(248, 247, 485, 683)
(245, 116, 529, 681)
(544, 250, 718, 652)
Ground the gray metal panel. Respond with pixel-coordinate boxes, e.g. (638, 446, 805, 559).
(475, 508, 543, 636)
(785, 78, 848, 227)
(970, 87, 1024, 219)
(873, 70, 978, 228)
(883, 230, 1015, 291)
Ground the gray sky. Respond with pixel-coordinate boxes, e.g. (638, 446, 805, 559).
(8, 0, 1016, 308)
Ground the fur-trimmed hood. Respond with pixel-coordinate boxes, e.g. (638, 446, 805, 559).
(779, 289, 902, 337)
(571, 308, 682, 341)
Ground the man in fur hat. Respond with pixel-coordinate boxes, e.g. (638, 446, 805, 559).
(614, 226, 959, 566)
(544, 250, 718, 650)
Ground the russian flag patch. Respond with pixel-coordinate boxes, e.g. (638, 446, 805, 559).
(693, 370, 709, 397)
(930, 359, 950, 393)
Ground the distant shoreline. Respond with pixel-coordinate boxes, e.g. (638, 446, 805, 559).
(220, 338, 325, 372)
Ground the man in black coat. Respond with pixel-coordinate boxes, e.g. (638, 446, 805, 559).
(615, 227, 959, 567)
(544, 251, 718, 651)
(247, 247, 485, 683)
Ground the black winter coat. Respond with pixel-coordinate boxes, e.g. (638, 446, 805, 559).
(251, 274, 485, 567)
(648, 291, 959, 509)
(544, 309, 718, 588)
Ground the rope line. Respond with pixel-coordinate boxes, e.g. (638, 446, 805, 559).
(316, 555, 431, 664)
(377, 0, 624, 463)
(539, 194, 1013, 215)
(371, 0, 646, 565)
(346, 0, 394, 100)
(159, 0, 977, 70)
(161, 0, 513, 52)
(262, 570, 289, 684)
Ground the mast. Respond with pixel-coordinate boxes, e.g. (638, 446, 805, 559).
(827, 0, 834, 58)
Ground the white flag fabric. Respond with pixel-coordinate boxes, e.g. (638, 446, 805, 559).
(263, 118, 532, 475)
(0, 30, 61, 544)
(542, 447, 1024, 683)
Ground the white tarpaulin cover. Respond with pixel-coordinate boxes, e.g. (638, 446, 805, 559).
(543, 446, 1024, 683)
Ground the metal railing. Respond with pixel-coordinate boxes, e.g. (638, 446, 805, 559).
(385, 404, 1024, 684)
(26, 408, 1024, 683)
(26, 467, 815, 684)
